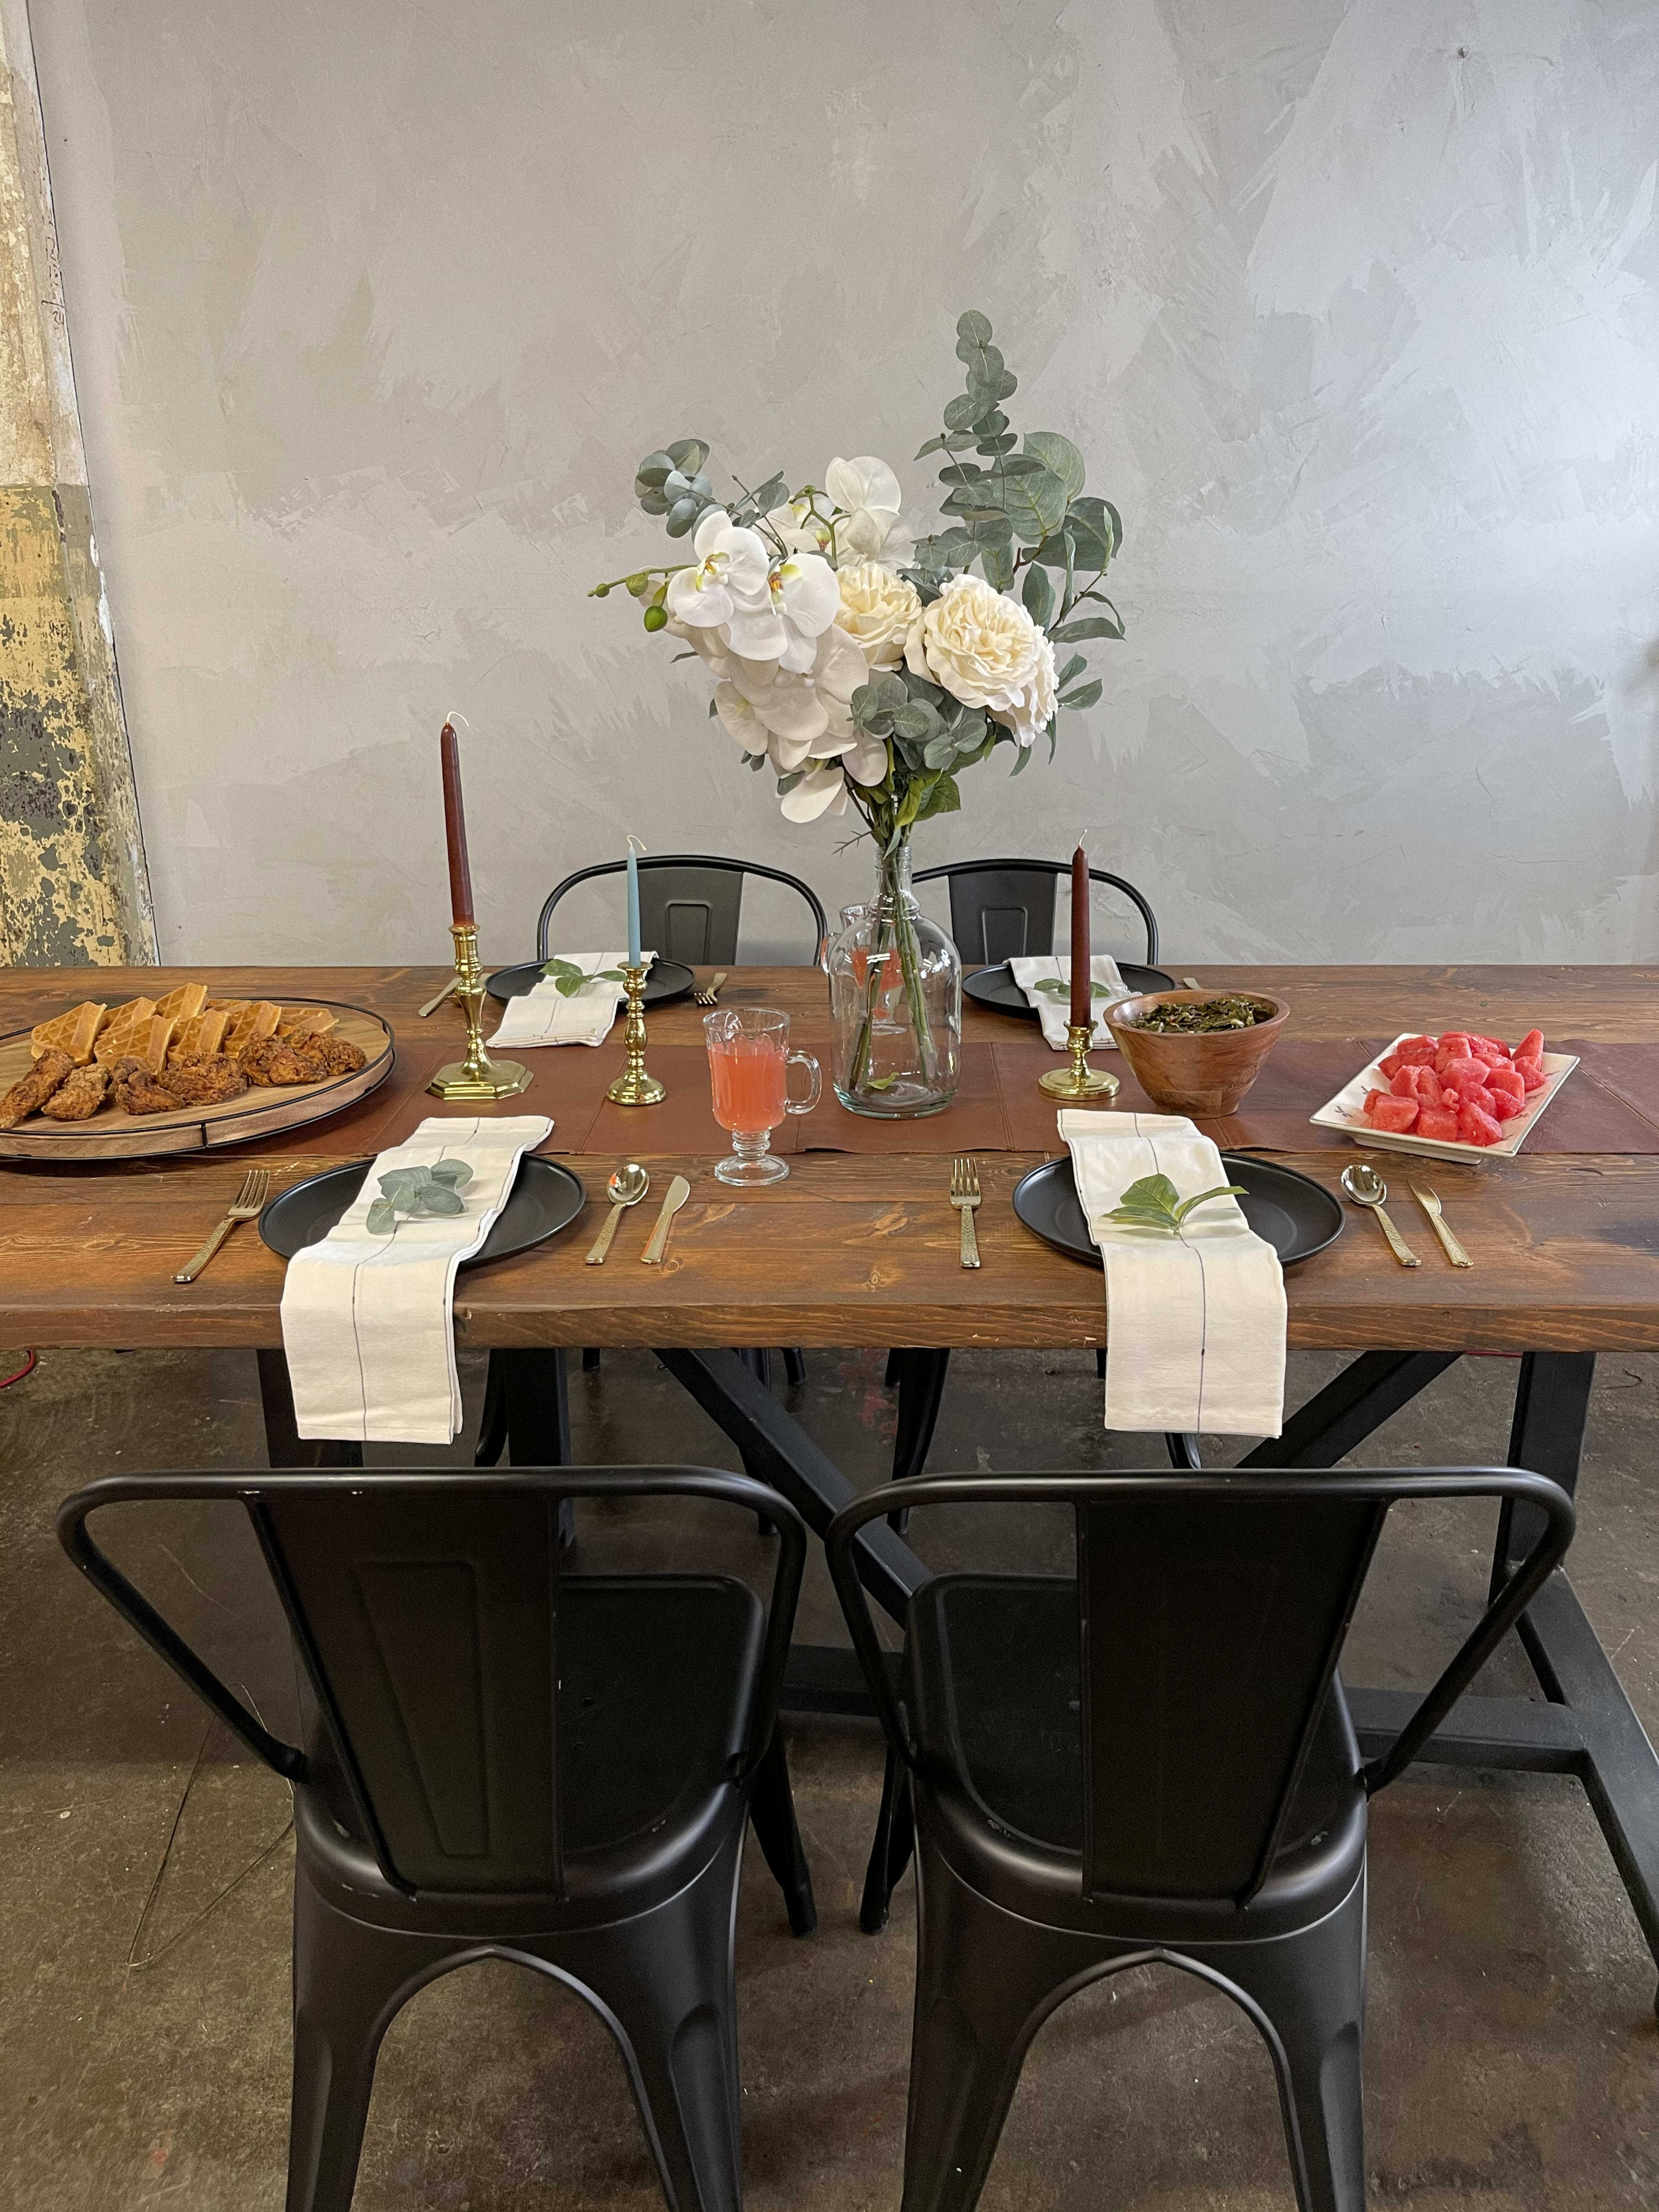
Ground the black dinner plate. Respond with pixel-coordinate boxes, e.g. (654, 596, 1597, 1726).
(965, 960, 1175, 1019)
(486, 959, 696, 1008)
(259, 1154, 585, 1267)
(1012, 1152, 1342, 1269)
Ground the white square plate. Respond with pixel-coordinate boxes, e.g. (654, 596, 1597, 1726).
(1309, 1034, 1579, 1163)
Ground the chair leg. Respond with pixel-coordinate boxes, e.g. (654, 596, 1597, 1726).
(899, 1836, 1100, 2212)
(859, 1739, 916, 1933)
(888, 1349, 950, 1533)
(474, 1352, 509, 1467)
(582, 1347, 601, 1373)
(286, 1873, 448, 2212)
(538, 1825, 749, 2212)
(782, 1348, 807, 1386)
(1096, 1347, 1106, 1380)
(885, 1349, 901, 1389)
(1188, 1872, 1367, 2212)
(746, 1724, 817, 1936)
(497, 1347, 574, 1545)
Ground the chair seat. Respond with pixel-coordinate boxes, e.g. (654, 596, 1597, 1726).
(297, 1575, 765, 1932)
(904, 1575, 1366, 1942)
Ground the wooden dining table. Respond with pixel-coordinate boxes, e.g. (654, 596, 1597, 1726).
(4, 958, 1659, 2004)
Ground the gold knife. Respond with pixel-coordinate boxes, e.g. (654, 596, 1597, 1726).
(641, 1175, 691, 1265)
(1409, 1181, 1472, 1268)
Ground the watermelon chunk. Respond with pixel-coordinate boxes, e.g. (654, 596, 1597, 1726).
(1467, 1038, 1509, 1068)
(1458, 1100, 1502, 1146)
(1434, 1033, 1473, 1074)
(1367, 1095, 1420, 1133)
(1395, 1034, 1438, 1066)
(1441, 1054, 1492, 1091)
(1416, 1104, 1460, 1142)
(1515, 1057, 1548, 1093)
(1485, 1062, 1525, 1102)
(1378, 1052, 1403, 1080)
(1488, 1088, 1526, 1122)
(1515, 1029, 1545, 1065)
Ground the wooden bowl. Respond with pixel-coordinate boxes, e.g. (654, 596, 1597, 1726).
(1105, 989, 1289, 1117)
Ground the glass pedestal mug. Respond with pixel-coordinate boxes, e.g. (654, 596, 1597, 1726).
(703, 1007, 821, 1185)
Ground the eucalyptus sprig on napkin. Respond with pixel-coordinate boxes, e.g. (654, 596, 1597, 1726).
(1104, 1173, 1246, 1237)
(365, 1159, 474, 1236)
(1033, 977, 1119, 1000)
(541, 958, 628, 998)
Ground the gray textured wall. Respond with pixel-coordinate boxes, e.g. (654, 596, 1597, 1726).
(29, 0, 1659, 965)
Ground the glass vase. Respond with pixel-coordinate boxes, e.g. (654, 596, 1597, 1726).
(826, 839, 961, 1118)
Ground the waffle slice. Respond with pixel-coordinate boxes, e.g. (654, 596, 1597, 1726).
(121, 1015, 180, 1077)
(31, 1001, 108, 1065)
(277, 1007, 337, 1039)
(170, 1007, 232, 1063)
(153, 982, 208, 1027)
(223, 1001, 283, 1057)
(94, 998, 158, 1066)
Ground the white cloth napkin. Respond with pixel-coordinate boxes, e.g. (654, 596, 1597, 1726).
(280, 1114, 553, 1444)
(487, 953, 649, 1049)
(1010, 954, 1130, 1050)
(1059, 1109, 1286, 1437)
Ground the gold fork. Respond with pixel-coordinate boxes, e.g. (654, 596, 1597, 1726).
(950, 1156, 982, 1269)
(1409, 1180, 1472, 1268)
(693, 970, 728, 1007)
(175, 1167, 272, 1284)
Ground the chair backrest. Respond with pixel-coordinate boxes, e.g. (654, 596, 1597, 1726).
(537, 855, 828, 967)
(827, 1467, 1572, 1907)
(913, 858, 1159, 968)
(59, 1467, 805, 1897)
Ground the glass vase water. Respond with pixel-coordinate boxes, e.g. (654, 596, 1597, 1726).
(826, 839, 961, 1119)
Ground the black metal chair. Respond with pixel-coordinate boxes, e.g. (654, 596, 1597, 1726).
(538, 853, 828, 969)
(537, 855, 824, 1399)
(827, 1464, 1575, 2212)
(913, 856, 1158, 969)
(59, 1465, 817, 2212)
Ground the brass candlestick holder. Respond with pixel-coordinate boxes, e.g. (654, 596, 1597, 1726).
(605, 963, 665, 1106)
(1039, 1021, 1119, 1100)
(427, 922, 534, 1100)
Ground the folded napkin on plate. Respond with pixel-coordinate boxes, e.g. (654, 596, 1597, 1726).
(487, 953, 651, 1049)
(280, 1114, 553, 1444)
(1059, 1109, 1286, 1437)
(1010, 954, 1130, 1050)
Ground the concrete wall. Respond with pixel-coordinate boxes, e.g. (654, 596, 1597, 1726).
(27, 0, 1659, 966)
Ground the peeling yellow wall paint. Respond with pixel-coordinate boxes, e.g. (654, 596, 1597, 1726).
(0, 0, 150, 965)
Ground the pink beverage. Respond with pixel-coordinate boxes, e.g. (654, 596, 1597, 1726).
(703, 1005, 821, 1185)
(709, 1033, 788, 1135)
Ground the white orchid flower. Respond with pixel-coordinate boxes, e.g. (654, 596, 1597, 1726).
(824, 456, 914, 569)
(779, 763, 851, 821)
(723, 549, 842, 669)
(764, 499, 834, 557)
(664, 510, 771, 629)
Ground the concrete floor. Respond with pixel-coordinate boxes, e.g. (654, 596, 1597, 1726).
(2, 1341, 1656, 2210)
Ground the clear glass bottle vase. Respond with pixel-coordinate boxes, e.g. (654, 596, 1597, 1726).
(825, 839, 961, 1118)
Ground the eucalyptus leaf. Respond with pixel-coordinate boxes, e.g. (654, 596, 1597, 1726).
(365, 1199, 397, 1235)
(977, 535, 1016, 591)
(1059, 680, 1103, 711)
(776, 769, 804, 794)
(943, 392, 983, 432)
(892, 701, 941, 743)
(666, 438, 709, 475)
(666, 498, 704, 537)
(1009, 740, 1034, 775)
(421, 1186, 467, 1216)
(998, 466, 1070, 543)
(1052, 615, 1122, 642)
(1021, 564, 1055, 629)
(1055, 653, 1087, 690)
(956, 308, 993, 345)
(915, 433, 950, 459)
(996, 452, 1047, 477)
(938, 463, 986, 487)
(957, 335, 1004, 389)
(637, 489, 671, 516)
(635, 451, 676, 487)
(1024, 431, 1086, 502)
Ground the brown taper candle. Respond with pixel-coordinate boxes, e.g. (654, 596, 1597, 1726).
(439, 720, 475, 927)
(1069, 842, 1090, 1029)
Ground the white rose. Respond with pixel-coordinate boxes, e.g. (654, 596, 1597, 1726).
(914, 574, 1048, 728)
(835, 563, 922, 670)
(990, 629, 1058, 749)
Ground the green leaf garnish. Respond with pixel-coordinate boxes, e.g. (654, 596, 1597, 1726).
(365, 1160, 477, 1234)
(542, 958, 627, 998)
(1103, 1175, 1248, 1237)
(1033, 977, 1117, 998)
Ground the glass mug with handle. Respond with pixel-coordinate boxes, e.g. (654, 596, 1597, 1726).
(703, 1006, 820, 1185)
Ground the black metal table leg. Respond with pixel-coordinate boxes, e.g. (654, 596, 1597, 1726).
(887, 1348, 950, 1532)
(256, 1349, 362, 1469)
(495, 1348, 574, 1545)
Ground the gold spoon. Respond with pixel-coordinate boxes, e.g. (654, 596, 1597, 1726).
(1340, 1162, 1420, 1268)
(584, 1161, 649, 1265)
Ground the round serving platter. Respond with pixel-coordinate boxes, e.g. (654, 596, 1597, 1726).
(965, 960, 1175, 1020)
(486, 959, 696, 1008)
(260, 1154, 586, 1266)
(0, 1000, 394, 1161)
(1012, 1152, 1342, 1269)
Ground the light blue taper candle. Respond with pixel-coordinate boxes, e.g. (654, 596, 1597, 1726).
(625, 838, 642, 969)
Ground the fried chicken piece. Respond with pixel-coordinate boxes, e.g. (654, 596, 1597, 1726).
(312, 1035, 367, 1077)
(110, 1053, 179, 1116)
(238, 1034, 327, 1087)
(40, 1063, 111, 1121)
(0, 1048, 73, 1128)
(157, 1054, 249, 1107)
